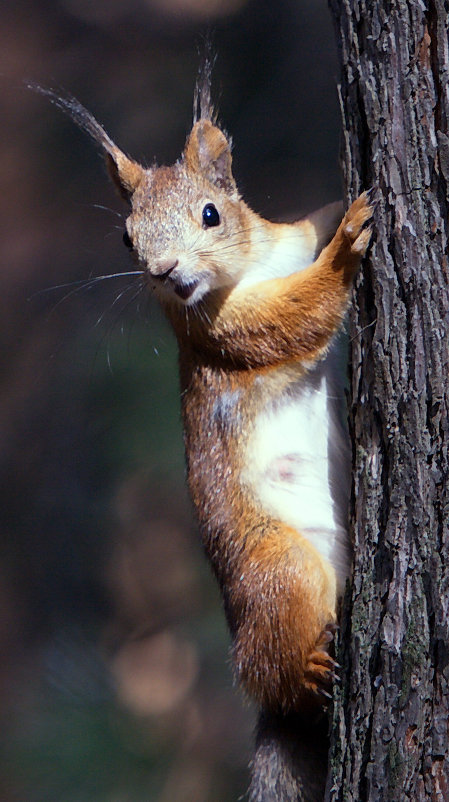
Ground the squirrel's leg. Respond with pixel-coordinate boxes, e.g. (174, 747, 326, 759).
(209, 192, 373, 368)
(226, 518, 338, 712)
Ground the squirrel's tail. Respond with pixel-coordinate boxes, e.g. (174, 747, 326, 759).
(248, 709, 328, 802)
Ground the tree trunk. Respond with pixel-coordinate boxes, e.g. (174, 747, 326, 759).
(326, 1, 449, 800)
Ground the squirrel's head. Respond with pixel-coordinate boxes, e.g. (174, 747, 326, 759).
(33, 71, 253, 309)
(120, 117, 252, 307)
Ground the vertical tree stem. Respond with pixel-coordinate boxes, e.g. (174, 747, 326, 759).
(327, 1, 449, 799)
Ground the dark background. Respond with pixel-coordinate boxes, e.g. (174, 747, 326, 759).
(1, 1, 340, 799)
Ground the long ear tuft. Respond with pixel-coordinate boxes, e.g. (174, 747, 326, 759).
(28, 83, 144, 200)
(187, 51, 236, 194)
(193, 44, 217, 124)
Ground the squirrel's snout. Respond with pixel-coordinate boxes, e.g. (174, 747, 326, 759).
(153, 259, 179, 279)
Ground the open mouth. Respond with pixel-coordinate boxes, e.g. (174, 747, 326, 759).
(172, 279, 200, 301)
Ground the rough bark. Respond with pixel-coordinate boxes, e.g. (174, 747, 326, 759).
(326, 1, 449, 800)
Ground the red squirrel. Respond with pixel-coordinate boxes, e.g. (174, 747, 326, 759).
(34, 68, 373, 798)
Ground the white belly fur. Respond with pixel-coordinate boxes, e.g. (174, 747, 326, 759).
(241, 351, 351, 595)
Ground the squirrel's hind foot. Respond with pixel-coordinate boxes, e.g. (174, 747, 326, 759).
(303, 622, 339, 702)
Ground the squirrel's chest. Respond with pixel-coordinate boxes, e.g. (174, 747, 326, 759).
(182, 357, 351, 589)
(239, 361, 351, 589)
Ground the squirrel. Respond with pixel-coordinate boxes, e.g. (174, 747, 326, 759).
(33, 64, 373, 801)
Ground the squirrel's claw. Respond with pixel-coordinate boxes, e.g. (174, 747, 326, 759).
(302, 622, 340, 701)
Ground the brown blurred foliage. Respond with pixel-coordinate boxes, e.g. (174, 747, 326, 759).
(0, 0, 340, 799)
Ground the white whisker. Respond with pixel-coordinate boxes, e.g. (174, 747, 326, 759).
(91, 204, 124, 220)
(29, 271, 145, 301)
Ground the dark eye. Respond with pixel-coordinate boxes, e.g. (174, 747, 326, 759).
(202, 203, 220, 228)
(123, 230, 133, 249)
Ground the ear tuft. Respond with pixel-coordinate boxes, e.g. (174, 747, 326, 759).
(193, 47, 216, 124)
(184, 120, 236, 193)
(28, 84, 144, 200)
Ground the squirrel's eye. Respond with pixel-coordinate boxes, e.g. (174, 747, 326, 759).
(202, 203, 220, 228)
(123, 230, 133, 249)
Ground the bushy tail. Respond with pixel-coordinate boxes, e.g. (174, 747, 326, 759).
(248, 709, 328, 802)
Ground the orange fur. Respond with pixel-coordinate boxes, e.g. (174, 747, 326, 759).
(43, 85, 373, 712)
(146, 132, 372, 707)
(173, 194, 372, 707)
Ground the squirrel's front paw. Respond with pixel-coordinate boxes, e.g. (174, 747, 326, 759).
(343, 190, 375, 257)
(303, 622, 339, 701)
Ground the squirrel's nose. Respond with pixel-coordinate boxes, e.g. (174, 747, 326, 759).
(153, 258, 179, 279)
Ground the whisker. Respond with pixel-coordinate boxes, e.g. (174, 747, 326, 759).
(197, 301, 212, 326)
(94, 281, 140, 329)
(204, 220, 312, 257)
(29, 271, 145, 301)
(31, 272, 146, 322)
(91, 204, 124, 220)
(90, 282, 147, 375)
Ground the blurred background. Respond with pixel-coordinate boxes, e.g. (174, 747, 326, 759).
(1, 1, 340, 799)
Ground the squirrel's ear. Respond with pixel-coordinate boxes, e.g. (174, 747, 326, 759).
(28, 86, 144, 201)
(184, 120, 236, 193)
(104, 150, 144, 201)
